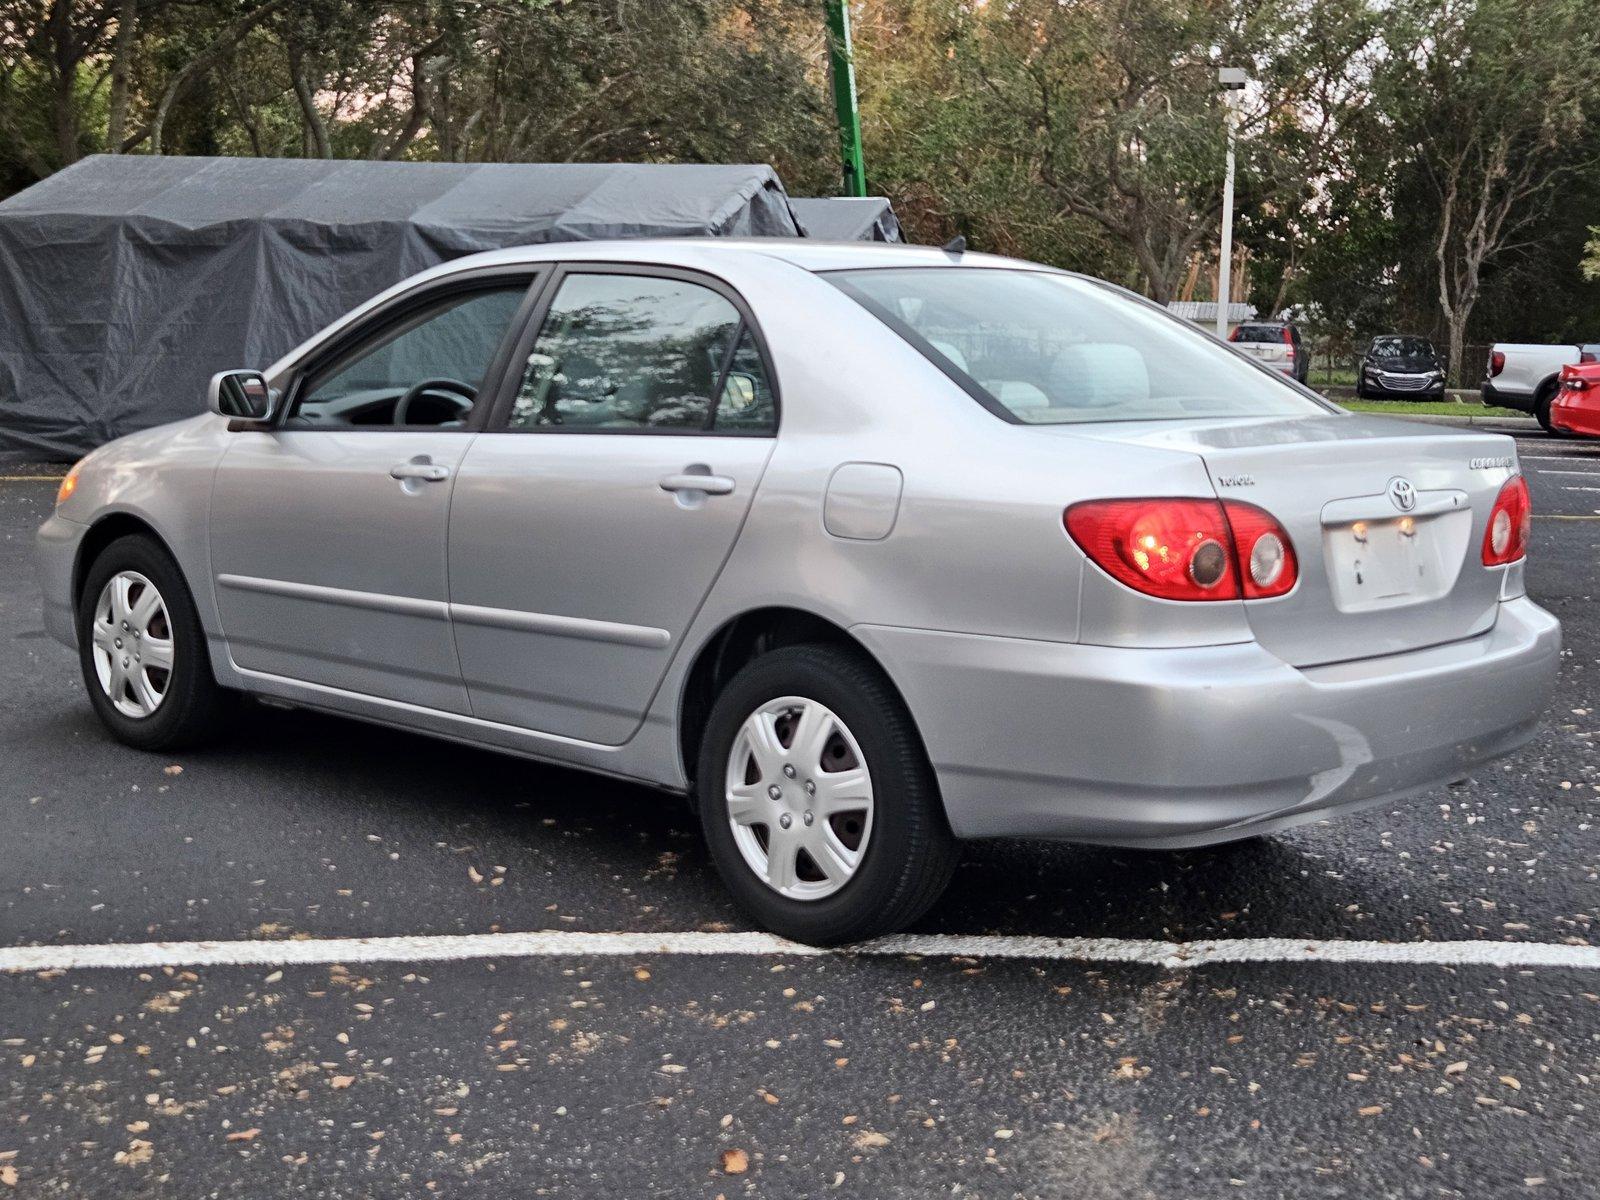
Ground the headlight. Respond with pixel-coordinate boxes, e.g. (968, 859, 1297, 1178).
(56, 461, 83, 507)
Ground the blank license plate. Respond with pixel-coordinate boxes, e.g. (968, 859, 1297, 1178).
(1324, 517, 1448, 611)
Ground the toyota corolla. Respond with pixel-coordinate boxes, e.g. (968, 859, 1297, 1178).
(37, 241, 1560, 944)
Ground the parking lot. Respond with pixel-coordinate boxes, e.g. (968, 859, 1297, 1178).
(3, 420, 1599, 1198)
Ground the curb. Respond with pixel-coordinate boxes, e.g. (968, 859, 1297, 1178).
(1373, 413, 1539, 428)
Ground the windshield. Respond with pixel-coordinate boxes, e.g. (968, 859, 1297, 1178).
(826, 268, 1327, 425)
(1370, 337, 1435, 359)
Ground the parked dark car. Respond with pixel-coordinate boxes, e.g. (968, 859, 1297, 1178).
(1229, 321, 1308, 384)
(1358, 336, 1447, 401)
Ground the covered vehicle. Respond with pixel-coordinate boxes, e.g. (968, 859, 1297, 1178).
(38, 241, 1559, 945)
(1357, 335, 1447, 400)
(0, 155, 806, 460)
(789, 196, 901, 242)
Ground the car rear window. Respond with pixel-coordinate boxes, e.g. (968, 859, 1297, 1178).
(1232, 323, 1287, 343)
(825, 267, 1326, 425)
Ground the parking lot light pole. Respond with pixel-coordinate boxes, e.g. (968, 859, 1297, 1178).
(1215, 66, 1248, 339)
(825, 0, 868, 197)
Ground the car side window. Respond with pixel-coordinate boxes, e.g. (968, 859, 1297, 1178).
(289, 284, 529, 429)
(508, 273, 770, 433)
(712, 328, 777, 433)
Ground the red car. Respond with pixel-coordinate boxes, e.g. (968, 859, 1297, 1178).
(1549, 354, 1600, 436)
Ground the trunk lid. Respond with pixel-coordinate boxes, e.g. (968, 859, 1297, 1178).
(1057, 414, 1515, 667)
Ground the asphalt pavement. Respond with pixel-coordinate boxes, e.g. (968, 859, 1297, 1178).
(4, 426, 1600, 1198)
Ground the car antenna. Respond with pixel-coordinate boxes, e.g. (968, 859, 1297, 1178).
(942, 235, 966, 256)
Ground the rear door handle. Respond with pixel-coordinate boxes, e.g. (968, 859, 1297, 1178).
(659, 473, 735, 496)
(390, 461, 451, 483)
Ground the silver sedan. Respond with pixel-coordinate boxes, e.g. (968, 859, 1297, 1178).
(37, 240, 1560, 944)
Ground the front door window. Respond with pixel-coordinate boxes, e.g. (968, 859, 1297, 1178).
(291, 285, 529, 428)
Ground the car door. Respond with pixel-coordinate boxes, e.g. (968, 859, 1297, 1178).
(448, 265, 779, 744)
(209, 269, 544, 713)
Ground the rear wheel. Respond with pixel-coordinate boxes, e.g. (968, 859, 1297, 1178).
(1535, 381, 1566, 435)
(78, 534, 232, 751)
(695, 644, 958, 945)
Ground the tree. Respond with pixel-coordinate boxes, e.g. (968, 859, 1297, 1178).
(1377, 0, 1600, 383)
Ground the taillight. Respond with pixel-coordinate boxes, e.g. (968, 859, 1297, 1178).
(1581, 349, 1597, 364)
(1481, 476, 1531, 567)
(1227, 328, 1241, 342)
(1281, 328, 1294, 344)
(1224, 501, 1299, 599)
(1064, 498, 1297, 602)
(1489, 350, 1505, 377)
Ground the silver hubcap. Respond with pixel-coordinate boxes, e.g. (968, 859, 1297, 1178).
(725, 696, 874, 901)
(91, 571, 174, 719)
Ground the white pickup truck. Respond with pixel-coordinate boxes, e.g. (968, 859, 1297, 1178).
(1484, 341, 1600, 431)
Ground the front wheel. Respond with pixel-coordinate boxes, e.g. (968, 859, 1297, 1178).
(78, 534, 233, 751)
(695, 644, 958, 945)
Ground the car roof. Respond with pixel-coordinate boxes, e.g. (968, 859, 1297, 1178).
(415, 237, 1043, 277)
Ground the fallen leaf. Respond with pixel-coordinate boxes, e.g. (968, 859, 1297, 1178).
(163, 765, 183, 776)
(114, 1139, 154, 1167)
(1499, 1075, 1522, 1091)
(853, 1131, 890, 1149)
(467, 866, 484, 885)
(720, 1148, 749, 1175)
(0, 1166, 16, 1188)
(330, 1075, 355, 1090)
(225, 1129, 260, 1143)
(1357, 1105, 1384, 1118)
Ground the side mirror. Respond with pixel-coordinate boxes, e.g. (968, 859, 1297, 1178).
(208, 369, 278, 424)
(720, 371, 758, 414)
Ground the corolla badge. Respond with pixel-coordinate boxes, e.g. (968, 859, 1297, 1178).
(1387, 476, 1417, 512)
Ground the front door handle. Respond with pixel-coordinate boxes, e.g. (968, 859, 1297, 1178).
(390, 461, 451, 483)
(659, 472, 735, 496)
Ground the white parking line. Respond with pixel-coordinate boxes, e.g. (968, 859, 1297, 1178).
(3, 931, 1598, 975)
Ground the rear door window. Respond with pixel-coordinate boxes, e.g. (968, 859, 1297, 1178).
(507, 272, 774, 433)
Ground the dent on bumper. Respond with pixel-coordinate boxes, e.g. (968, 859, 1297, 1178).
(855, 598, 1561, 847)
(36, 513, 87, 649)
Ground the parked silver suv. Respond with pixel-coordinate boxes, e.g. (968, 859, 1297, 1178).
(1228, 320, 1309, 384)
(38, 241, 1559, 943)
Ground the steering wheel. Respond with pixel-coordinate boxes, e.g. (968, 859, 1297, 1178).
(394, 378, 476, 426)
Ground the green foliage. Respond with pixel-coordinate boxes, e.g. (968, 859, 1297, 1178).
(2, 0, 1598, 353)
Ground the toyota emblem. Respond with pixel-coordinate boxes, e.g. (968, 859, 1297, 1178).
(1388, 477, 1417, 512)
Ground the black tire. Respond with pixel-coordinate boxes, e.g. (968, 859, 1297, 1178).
(695, 644, 959, 945)
(77, 534, 233, 751)
(1535, 382, 1566, 436)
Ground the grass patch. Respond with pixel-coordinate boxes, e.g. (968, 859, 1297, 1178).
(1340, 399, 1525, 417)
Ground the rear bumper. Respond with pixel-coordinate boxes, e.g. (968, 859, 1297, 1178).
(1482, 380, 1533, 413)
(36, 512, 87, 649)
(856, 597, 1560, 847)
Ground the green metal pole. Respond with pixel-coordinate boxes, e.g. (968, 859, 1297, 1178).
(824, 0, 867, 197)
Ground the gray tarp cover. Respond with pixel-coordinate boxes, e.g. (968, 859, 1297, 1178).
(0, 156, 807, 459)
(790, 197, 902, 243)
